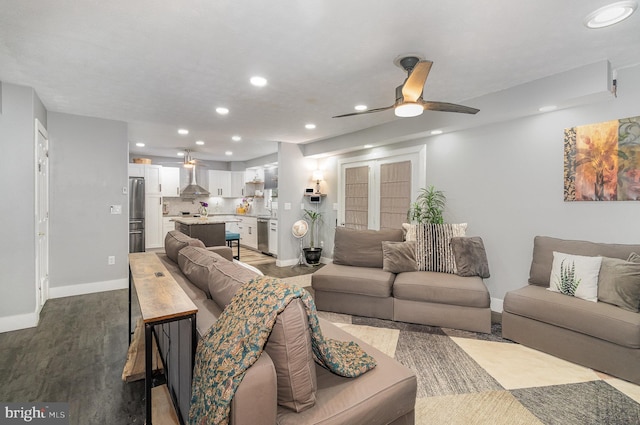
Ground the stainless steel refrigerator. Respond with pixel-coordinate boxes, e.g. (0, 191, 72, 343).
(129, 177, 145, 253)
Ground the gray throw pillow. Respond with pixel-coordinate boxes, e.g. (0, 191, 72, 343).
(450, 236, 490, 278)
(382, 241, 418, 273)
(598, 256, 640, 312)
(629, 252, 640, 263)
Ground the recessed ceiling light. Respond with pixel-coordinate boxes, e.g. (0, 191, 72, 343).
(216, 107, 229, 115)
(250, 76, 268, 87)
(355, 105, 368, 111)
(195, 140, 205, 145)
(538, 105, 558, 112)
(305, 123, 316, 130)
(135, 142, 145, 147)
(584, 1, 637, 28)
(177, 152, 185, 157)
(363, 144, 373, 148)
(225, 151, 233, 156)
(232, 135, 242, 142)
(430, 130, 444, 135)
(178, 128, 189, 135)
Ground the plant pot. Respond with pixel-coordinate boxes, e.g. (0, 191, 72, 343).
(303, 247, 323, 265)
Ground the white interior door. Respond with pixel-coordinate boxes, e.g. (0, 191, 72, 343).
(35, 118, 49, 311)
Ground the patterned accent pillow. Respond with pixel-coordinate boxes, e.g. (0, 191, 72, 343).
(548, 252, 602, 302)
(415, 223, 467, 273)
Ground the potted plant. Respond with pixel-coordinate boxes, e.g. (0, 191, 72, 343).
(407, 185, 446, 224)
(303, 209, 323, 265)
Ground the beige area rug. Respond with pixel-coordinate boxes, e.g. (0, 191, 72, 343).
(320, 315, 640, 425)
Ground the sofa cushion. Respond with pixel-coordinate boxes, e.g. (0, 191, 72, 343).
(598, 256, 640, 312)
(393, 271, 490, 308)
(156, 252, 209, 302)
(207, 255, 259, 308)
(165, 230, 205, 263)
(382, 241, 417, 273)
(529, 236, 640, 287)
(333, 227, 404, 268)
(415, 223, 467, 273)
(264, 298, 317, 412)
(450, 236, 490, 278)
(311, 263, 395, 298)
(504, 285, 640, 349)
(548, 252, 602, 302)
(276, 317, 417, 425)
(178, 246, 220, 296)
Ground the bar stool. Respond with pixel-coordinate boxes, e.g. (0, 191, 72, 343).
(225, 231, 240, 260)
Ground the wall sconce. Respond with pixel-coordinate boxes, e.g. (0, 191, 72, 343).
(312, 170, 324, 194)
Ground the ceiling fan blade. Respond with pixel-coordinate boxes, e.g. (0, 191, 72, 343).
(332, 105, 394, 118)
(421, 100, 479, 114)
(401, 60, 433, 103)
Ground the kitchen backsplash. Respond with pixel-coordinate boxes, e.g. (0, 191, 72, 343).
(163, 192, 275, 217)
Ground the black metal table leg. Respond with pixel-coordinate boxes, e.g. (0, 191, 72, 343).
(145, 322, 153, 424)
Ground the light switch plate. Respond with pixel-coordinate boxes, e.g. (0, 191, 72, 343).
(110, 205, 122, 214)
(284, 203, 291, 210)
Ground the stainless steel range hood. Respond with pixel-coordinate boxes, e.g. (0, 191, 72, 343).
(180, 164, 210, 198)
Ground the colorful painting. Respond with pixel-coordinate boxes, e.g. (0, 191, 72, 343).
(564, 115, 640, 201)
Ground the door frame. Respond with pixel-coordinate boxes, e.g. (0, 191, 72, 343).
(34, 118, 49, 313)
(337, 144, 426, 229)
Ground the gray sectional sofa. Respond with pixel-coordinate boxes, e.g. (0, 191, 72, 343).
(503, 236, 640, 384)
(154, 230, 417, 425)
(312, 227, 492, 334)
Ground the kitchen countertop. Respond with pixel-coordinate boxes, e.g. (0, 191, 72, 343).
(172, 217, 235, 225)
(166, 214, 277, 221)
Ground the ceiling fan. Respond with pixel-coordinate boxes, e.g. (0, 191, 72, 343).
(333, 55, 479, 118)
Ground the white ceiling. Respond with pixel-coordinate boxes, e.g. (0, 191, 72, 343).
(1, 1, 639, 161)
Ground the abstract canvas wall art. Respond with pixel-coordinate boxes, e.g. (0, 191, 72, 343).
(564, 115, 640, 201)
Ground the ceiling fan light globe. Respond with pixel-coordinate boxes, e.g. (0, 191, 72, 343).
(395, 102, 424, 118)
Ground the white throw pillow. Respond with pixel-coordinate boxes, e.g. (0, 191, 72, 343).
(548, 252, 602, 302)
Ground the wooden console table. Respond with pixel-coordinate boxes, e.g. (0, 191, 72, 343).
(129, 252, 198, 425)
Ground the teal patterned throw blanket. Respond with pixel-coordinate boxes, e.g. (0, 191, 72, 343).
(189, 276, 377, 425)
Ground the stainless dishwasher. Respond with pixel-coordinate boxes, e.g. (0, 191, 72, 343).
(257, 217, 270, 254)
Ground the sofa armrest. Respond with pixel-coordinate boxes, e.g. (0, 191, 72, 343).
(230, 351, 277, 425)
(206, 245, 234, 262)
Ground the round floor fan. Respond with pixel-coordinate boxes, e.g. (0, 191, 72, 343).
(291, 220, 310, 267)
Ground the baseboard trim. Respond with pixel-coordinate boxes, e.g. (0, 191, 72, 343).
(0, 311, 39, 333)
(491, 297, 504, 313)
(49, 278, 128, 299)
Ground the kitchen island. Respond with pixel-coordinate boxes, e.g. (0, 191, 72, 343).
(173, 217, 226, 247)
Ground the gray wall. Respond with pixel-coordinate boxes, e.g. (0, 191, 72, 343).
(0, 82, 42, 324)
(427, 64, 640, 307)
(316, 64, 640, 310)
(48, 112, 129, 293)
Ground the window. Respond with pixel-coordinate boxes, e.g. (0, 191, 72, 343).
(338, 145, 426, 230)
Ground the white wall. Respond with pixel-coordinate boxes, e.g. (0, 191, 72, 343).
(0, 82, 45, 330)
(48, 112, 129, 297)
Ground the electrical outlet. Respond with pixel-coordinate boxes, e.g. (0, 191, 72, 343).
(300, 203, 305, 210)
(108, 256, 115, 265)
(333, 203, 338, 210)
(284, 203, 291, 210)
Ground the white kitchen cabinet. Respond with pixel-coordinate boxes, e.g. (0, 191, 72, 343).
(245, 167, 264, 183)
(230, 171, 245, 198)
(128, 163, 145, 177)
(161, 167, 181, 197)
(269, 219, 278, 256)
(238, 216, 257, 249)
(162, 216, 175, 240)
(144, 164, 163, 195)
(145, 194, 164, 249)
(208, 170, 231, 197)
